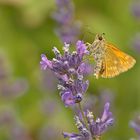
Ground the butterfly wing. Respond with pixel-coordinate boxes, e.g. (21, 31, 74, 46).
(100, 43, 136, 78)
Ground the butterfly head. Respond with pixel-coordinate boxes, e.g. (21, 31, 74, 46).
(95, 33, 105, 41)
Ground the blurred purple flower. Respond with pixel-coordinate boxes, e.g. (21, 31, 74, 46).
(81, 95, 98, 112)
(0, 109, 32, 140)
(63, 131, 90, 140)
(40, 70, 57, 92)
(40, 41, 90, 106)
(132, 33, 140, 53)
(131, 1, 140, 20)
(99, 89, 114, 104)
(0, 55, 28, 99)
(0, 79, 28, 99)
(39, 125, 61, 140)
(130, 121, 140, 135)
(40, 99, 60, 115)
(130, 115, 140, 137)
(81, 89, 114, 116)
(52, 0, 81, 43)
(63, 102, 114, 140)
(10, 124, 32, 140)
(98, 89, 115, 115)
(53, 0, 74, 25)
(0, 109, 16, 126)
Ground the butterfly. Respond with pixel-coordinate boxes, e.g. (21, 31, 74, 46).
(86, 33, 136, 79)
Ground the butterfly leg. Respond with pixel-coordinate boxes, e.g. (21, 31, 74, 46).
(85, 42, 91, 46)
(85, 42, 92, 51)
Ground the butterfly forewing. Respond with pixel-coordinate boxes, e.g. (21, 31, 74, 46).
(100, 43, 136, 78)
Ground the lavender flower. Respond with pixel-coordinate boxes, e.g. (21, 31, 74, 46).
(132, 33, 140, 53)
(10, 124, 32, 140)
(0, 109, 32, 140)
(99, 89, 114, 105)
(52, 0, 81, 43)
(52, 0, 74, 25)
(0, 79, 28, 99)
(40, 99, 60, 116)
(40, 41, 89, 106)
(81, 89, 114, 115)
(39, 125, 61, 140)
(0, 109, 16, 126)
(130, 115, 140, 138)
(131, 1, 140, 20)
(0, 55, 28, 99)
(63, 102, 114, 140)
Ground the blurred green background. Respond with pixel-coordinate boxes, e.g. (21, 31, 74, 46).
(0, 0, 140, 140)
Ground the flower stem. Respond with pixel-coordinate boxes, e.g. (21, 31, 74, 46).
(78, 102, 88, 128)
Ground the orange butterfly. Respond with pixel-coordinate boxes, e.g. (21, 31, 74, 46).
(86, 34, 136, 79)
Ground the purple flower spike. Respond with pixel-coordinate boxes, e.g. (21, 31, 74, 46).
(130, 115, 140, 137)
(76, 40, 89, 56)
(40, 41, 90, 106)
(53, 0, 74, 25)
(63, 102, 114, 140)
(131, 1, 140, 20)
(40, 54, 52, 70)
(89, 102, 114, 138)
(63, 115, 91, 140)
(101, 102, 111, 122)
(132, 33, 140, 53)
(52, 0, 81, 43)
(63, 132, 84, 140)
(130, 121, 140, 135)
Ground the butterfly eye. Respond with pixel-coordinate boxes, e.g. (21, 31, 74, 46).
(98, 36, 103, 41)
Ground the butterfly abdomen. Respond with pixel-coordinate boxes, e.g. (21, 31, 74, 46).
(92, 42, 106, 79)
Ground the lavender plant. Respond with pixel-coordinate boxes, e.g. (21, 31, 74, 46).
(0, 109, 32, 140)
(0, 55, 28, 99)
(40, 41, 114, 140)
(131, 1, 140, 20)
(52, 0, 81, 43)
(130, 115, 140, 140)
(132, 33, 140, 53)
